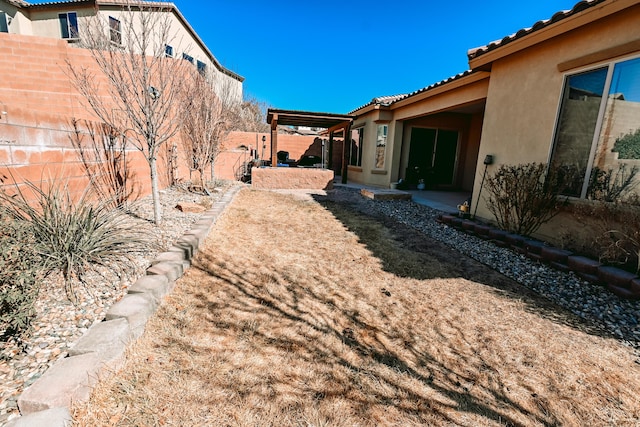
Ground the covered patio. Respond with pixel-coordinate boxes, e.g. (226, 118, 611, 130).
(266, 109, 355, 184)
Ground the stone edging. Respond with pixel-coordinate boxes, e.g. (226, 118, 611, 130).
(6, 186, 244, 427)
(438, 214, 640, 300)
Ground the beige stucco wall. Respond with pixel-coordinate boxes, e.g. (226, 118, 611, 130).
(0, 1, 32, 34)
(347, 112, 396, 188)
(472, 3, 640, 222)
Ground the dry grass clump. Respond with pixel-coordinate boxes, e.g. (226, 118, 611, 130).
(73, 189, 640, 426)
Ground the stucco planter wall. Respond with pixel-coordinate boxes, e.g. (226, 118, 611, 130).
(251, 167, 334, 190)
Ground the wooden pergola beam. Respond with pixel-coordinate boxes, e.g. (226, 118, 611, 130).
(270, 113, 278, 167)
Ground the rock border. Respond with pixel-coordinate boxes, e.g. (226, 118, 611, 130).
(438, 214, 640, 300)
(6, 186, 243, 427)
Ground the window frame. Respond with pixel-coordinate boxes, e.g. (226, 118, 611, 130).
(108, 16, 122, 45)
(182, 53, 194, 64)
(349, 126, 365, 168)
(164, 44, 173, 58)
(374, 123, 389, 170)
(196, 60, 207, 76)
(58, 11, 79, 40)
(549, 54, 640, 200)
(0, 11, 9, 33)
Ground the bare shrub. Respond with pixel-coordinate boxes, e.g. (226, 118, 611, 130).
(569, 201, 640, 273)
(0, 210, 42, 342)
(587, 164, 638, 203)
(69, 118, 138, 209)
(180, 73, 230, 187)
(484, 163, 570, 236)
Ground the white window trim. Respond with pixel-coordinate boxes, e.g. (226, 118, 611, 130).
(59, 11, 79, 40)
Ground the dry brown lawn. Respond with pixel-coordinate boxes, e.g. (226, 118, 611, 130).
(73, 189, 640, 426)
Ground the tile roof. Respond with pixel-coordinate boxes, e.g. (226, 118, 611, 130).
(349, 94, 407, 114)
(20, 0, 174, 7)
(467, 0, 607, 60)
(6, 0, 30, 6)
(349, 70, 476, 114)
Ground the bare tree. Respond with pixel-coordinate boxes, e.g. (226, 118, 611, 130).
(180, 72, 230, 188)
(229, 96, 270, 133)
(67, 2, 191, 224)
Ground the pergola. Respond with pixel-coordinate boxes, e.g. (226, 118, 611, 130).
(266, 109, 355, 183)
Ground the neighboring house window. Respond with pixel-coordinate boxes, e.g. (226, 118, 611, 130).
(349, 127, 364, 167)
(182, 53, 194, 63)
(59, 12, 78, 39)
(165, 44, 173, 58)
(109, 16, 121, 45)
(375, 124, 388, 169)
(197, 60, 207, 76)
(0, 11, 8, 33)
(550, 56, 640, 201)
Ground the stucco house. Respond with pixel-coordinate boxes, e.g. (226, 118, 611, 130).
(0, 0, 243, 99)
(348, 0, 640, 240)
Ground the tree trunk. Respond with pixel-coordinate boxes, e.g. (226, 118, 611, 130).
(150, 157, 162, 225)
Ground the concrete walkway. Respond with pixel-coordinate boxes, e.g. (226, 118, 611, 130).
(334, 182, 470, 214)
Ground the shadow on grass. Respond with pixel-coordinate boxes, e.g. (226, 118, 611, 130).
(311, 192, 616, 343)
(186, 246, 559, 426)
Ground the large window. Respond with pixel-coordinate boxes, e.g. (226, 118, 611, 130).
(109, 16, 121, 45)
(550, 56, 640, 201)
(349, 127, 364, 167)
(375, 124, 388, 169)
(58, 12, 78, 39)
(0, 12, 8, 33)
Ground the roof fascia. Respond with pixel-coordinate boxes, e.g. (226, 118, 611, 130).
(351, 101, 393, 117)
(390, 71, 490, 110)
(468, 0, 635, 70)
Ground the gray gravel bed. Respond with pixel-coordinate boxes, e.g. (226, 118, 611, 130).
(328, 187, 640, 356)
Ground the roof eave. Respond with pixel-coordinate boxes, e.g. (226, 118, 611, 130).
(392, 71, 489, 110)
(468, 0, 633, 70)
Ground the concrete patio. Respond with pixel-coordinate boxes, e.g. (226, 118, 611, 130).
(334, 182, 470, 214)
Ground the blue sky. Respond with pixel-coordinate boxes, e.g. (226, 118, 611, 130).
(172, 0, 580, 113)
(35, 0, 583, 112)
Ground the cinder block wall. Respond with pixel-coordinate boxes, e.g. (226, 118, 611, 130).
(0, 33, 187, 199)
(0, 33, 344, 193)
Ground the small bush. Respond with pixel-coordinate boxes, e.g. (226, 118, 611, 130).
(484, 163, 570, 236)
(0, 179, 153, 302)
(613, 128, 640, 159)
(0, 213, 42, 342)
